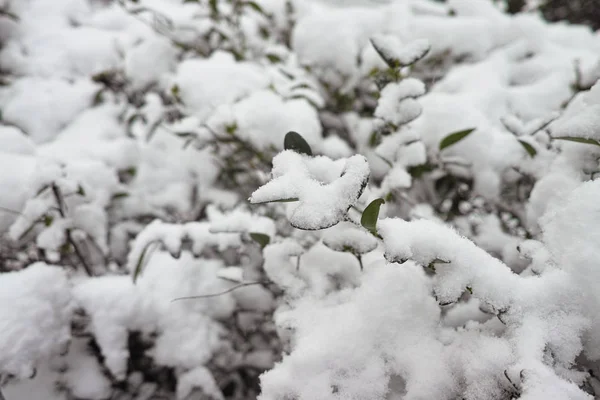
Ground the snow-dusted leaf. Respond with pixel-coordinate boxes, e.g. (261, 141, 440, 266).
(249, 151, 370, 230)
(375, 78, 426, 126)
(370, 35, 430, 68)
(322, 221, 378, 255)
(217, 267, 244, 283)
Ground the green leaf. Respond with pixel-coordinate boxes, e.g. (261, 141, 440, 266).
(171, 84, 180, 98)
(243, 1, 266, 15)
(284, 131, 312, 156)
(225, 122, 238, 135)
(124, 167, 137, 176)
(518, 139, 537, 157)
(76, 185, 86, 196)
(112, 192, 130, 199)
(252, 197, 299, 205)
(439, 128, 476, 151)
(209, 0, 218, 15)
(407, 163, 435, 179)
(249, 232, 270, 249)
(553, 136, 600, 147)
(466, 286, 473, 294)
(133, 242, 156, 284)
(59, 243, 73, 255)
(361, 198, 385, 237)
(43, 215, 54, 227)
(266, 54, 282, 63)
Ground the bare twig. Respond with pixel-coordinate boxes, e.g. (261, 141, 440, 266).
(0, 205, 23, 217)
(171, 281, 272, 302)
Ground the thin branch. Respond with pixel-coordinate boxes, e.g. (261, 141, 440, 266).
(51, 184, 94, 276)
(171, 281, 272, 302)
(0, 205, 23, 217)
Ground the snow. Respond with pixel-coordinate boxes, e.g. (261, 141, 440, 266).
(321, 221, 378, 255)
(0, 78, 99, 143)
(221, 89, 322, 151)
(2, 0, 600, 398)
(172, 51, 270, 121)
(370, 35, 430, 67)
(0, 264, 72, 379)
(540, 180, 600, 360)
(64, 338, 113, 400)
(374, 78, 426, 126)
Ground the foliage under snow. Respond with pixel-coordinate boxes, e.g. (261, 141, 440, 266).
(1, 0, 600, 399)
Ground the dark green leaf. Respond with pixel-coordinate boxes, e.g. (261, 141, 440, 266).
(518, 139, 537, 157)
(59, 243, 73, 255)
(171, 84, 180, 97)
(439, 128, 476, 151)
(43, 215, 54, 227)
(553, 136, 600, 147)
(466, 286, 473, 294)
(133, 241, 156, 284)
(266, 54, 282, 63)
(76, 185, 86, 196)
(369, 131, 380, 147)
(249, 232, 270, 249)
(252, 197, 299, 204)
(361, 198, 385, 236)
(209, 0, 218, 15)
(124, 167, 137, 176)
(112, 192, 130, 199)
(407, 163, 435, 179)
(243, 1, 266, 15)
(284, 131, 312, 156)
(225, 123, 238, 135)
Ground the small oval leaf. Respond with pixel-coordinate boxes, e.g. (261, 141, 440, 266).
(361, 198, 385, 236)
(249, 232, 270, 249)
(439, 128, 476, 151)
(518, 139, 537, 157)
(553, 136, 600, 147)
(284, 131, 312, 156)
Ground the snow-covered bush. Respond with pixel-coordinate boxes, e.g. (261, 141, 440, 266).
(1, 0, 600, 399)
